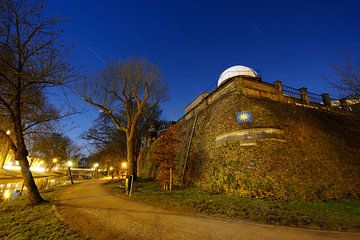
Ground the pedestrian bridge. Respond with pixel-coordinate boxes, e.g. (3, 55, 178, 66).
(69, 168, 97, 180)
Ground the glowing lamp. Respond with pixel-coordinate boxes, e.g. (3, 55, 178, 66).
(3, 190, 10, 199)
(121, 162, 127, 169)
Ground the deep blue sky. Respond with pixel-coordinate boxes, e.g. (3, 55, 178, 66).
(46, 0, 360, 149)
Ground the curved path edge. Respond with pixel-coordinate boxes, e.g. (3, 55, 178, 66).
(55, 180, 360, 240)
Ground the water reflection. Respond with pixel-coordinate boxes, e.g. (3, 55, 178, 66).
(0, 177, 68, 202)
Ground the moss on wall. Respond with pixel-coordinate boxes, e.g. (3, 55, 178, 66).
(140, 91, 360, 200)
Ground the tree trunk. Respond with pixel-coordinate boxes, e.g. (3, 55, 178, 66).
(14, 114, 44, 205)
(126, 137, 136, 178)
(16, 150, 45, 205)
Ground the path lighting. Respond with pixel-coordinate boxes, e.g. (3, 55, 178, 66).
(53, 158, 58, 163)
(5, 130, 10, 135)
(109, 167, 113, 171)
(93, 163, 99, 179)
(3, 189, 10, 199)
(121, 162, 127, 169)
(67, 160, 73, 167)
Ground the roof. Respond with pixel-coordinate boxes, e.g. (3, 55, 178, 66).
(218, 65, 258, 86)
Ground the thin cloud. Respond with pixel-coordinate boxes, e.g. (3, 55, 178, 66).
(249, 22, 263, 33)
(84, 44, 106, 64)
(150, 18, 166, 38)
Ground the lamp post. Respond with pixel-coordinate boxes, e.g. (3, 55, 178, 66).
(50, 158, 57, 172)
(93, 163, 99, 179)
(121, 162, 127, 180)
(67, 160, 74, 184)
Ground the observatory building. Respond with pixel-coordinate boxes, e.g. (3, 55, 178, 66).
(217, 65, 259, 87)
(184, 65, 262, 115)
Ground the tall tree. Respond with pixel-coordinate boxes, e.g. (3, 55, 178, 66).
(84, 58, 167, 178)
(0, 0, 70, 205)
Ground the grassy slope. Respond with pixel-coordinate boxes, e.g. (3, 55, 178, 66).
(0, 186, 87, 240)
(108, 181, 360, 232)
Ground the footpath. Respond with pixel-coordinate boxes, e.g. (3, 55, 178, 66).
(55, 179, 360, 240)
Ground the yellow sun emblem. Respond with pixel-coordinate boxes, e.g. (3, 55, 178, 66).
(237, 111, 252, 123)
(239, 113, 249, 120)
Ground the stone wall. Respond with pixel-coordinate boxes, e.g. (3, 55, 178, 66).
(138, 77, 360, 200)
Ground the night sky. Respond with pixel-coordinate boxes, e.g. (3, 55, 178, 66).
(45, 0, 360, 150)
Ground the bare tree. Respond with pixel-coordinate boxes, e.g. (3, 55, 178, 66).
(81, 113, 127, 155)
(329, 55, 360, 97)
(0, 0, 71, 205)
(84, 58, 167, 178)
(31, 133, 81, 171)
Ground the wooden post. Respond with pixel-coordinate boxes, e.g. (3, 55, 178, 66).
(68, 167, 74, 184)
(128, 175, 134, 196)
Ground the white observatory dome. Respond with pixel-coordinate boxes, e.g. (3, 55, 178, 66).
(217, 65, 258, 87)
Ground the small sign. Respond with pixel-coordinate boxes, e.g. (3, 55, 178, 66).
(237, 111, 252, 123)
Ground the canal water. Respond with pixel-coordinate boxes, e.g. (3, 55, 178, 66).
(0, 176, 69, 202)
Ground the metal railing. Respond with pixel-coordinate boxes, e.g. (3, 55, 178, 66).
(308, 91, 323, 104)
(282, 85, 301, 100)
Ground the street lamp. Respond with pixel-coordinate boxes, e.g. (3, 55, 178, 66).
(93, 163, 99, 179)
(5, 130, 10, 135)
(121, 162, 127, 169)
(67, 160, 73, 167)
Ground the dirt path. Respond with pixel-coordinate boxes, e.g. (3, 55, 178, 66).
(55, 180, 360, 240)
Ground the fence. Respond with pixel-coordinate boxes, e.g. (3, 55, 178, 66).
(282, 85, 301, 100)
(307, 91, 323, 104)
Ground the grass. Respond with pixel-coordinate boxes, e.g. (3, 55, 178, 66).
(0, 185, 87, 240)
(107, 180, 360, 232)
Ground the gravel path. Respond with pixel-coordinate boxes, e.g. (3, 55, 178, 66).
(55, 179, 360, 240)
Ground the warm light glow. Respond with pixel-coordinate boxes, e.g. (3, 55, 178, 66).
(93, 163, 99, 168)
(6, 130, 10, 135)
(53, 158, 58, 163)
(121, 162, 127, 169)
(67, 161, 73, 167)
(15, 161, 19, 165)
(3, 165, 43, 172)
(3, 190, 10, 199)
(109, 167, 113, 171)
(3, 165, 20, 170)
(30, 167, 46, 173)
